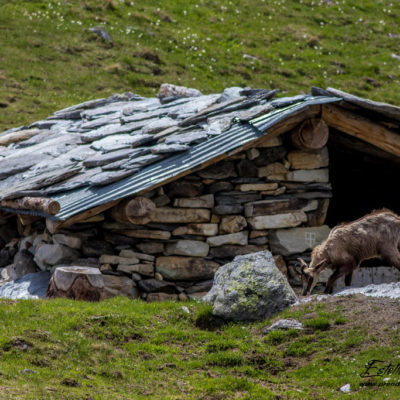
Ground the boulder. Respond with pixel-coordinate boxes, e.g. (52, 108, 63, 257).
(203, 251, 297, 321)
(0, 271, 50, 299)
(10, 250, 38, 280)
(34, 244, 80, 270)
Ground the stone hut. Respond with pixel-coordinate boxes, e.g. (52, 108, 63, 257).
(0, 84, 399, 299)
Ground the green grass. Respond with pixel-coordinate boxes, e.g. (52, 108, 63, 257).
(0, 297, 396, 399)
(1, 0, 400, 130)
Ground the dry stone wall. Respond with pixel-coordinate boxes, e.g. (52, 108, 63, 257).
(0, 133, 332, 300)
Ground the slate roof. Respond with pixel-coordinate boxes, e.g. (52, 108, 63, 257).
(0, 85, 399, 221)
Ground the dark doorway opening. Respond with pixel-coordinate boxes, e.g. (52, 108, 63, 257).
(326, 130, 400, 227)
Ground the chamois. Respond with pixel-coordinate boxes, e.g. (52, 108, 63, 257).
(297, 209, 400, 295)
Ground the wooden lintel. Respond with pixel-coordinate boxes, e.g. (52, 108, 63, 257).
(46, 200, 120, 234)
(322, 104, 400, 157)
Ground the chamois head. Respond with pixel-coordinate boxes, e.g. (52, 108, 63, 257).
(295, 258, 325, 296)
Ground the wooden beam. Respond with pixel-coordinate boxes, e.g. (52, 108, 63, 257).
(322, 104, 400, 157)
(46, 200, 119, 233)
(1, 197, 60, 215)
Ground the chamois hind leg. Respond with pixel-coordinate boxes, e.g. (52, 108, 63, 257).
(380, 246, 400, 270)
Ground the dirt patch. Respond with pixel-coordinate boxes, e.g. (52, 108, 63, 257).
(283, 295, 400, 352)
(1, 337, 32, 352)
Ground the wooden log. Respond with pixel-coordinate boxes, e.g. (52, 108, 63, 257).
(1, 197, 60, 215)
(322, 104, 400, 157)
(290, 118, 329, 150)
(110, 197, 156, 225)
(46, 266, 106, 301)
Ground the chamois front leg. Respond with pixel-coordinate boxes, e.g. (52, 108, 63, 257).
(344, 271, 353, 286)
(325, 265, 356, 294)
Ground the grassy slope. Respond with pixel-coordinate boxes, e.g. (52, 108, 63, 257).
(0, 296, 398, 399)
(1, 0, 400, 130)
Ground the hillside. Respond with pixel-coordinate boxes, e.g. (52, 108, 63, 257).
(1, 0, 400, 131)
(0, 295, 398, 399)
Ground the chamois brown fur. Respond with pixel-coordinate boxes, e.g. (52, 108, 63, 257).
(298, 209, 400, 295)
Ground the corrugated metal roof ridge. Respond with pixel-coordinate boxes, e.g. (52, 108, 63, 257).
(50, 95, 341, 220)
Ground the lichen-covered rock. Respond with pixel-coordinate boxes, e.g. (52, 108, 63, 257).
(203, 251, 297, 321)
